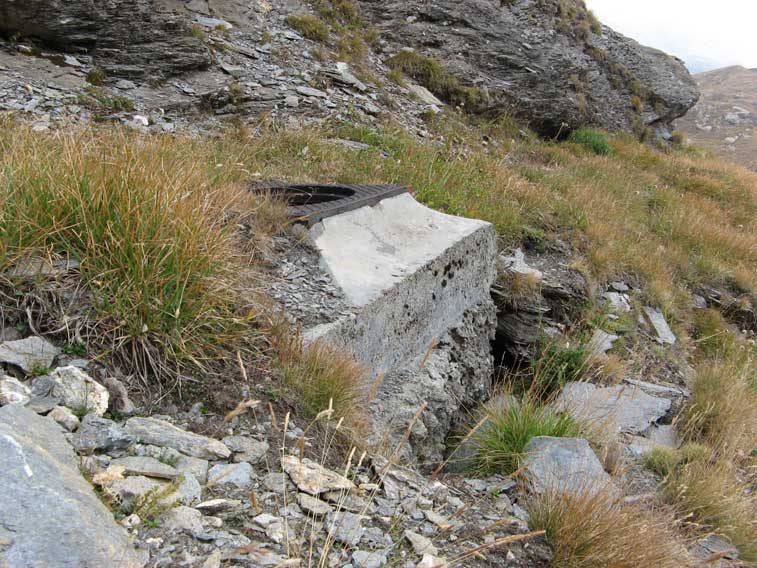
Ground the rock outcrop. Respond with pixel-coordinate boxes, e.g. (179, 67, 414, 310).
(358, 0, 699, 136)
(0, 0, 210, 79)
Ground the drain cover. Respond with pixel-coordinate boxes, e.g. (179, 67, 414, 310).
(252, 182, 408, 225)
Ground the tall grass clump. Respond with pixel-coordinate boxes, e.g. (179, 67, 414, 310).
(527, 486, 688, 568)
(0, 119, 283, 380)
(277, 338, 366, 430)
(468, 390, 586, 475)
(568, 127, 612, 156)
(285, 13, 330, 41)
(387, 51, 488, 111)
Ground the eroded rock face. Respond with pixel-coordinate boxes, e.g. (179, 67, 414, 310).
(357, 0, 699, 136)
(0, 0, 210, 79)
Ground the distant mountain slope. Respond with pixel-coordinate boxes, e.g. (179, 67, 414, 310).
(676, 65, 757, 171)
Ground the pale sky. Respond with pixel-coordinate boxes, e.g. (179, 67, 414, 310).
(585, 0, 757, 73)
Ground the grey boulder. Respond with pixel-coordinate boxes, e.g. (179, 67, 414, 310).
(0, 404, 144, 567)
(523, 436, 611, 496)
(0, 336, 59, 374)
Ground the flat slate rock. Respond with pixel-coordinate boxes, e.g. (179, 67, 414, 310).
(643, 306, 677, 344)
(557, 382, 671, 434)
(0, 404, 145, 567)
(523, 436, 611, 496)
(125, 416, 230, 460)
(0, 336, 60, 373)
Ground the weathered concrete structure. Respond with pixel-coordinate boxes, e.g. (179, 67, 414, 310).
(269, 192, 497, 465)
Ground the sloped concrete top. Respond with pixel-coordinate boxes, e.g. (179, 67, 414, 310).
(310, 193, 491, 307)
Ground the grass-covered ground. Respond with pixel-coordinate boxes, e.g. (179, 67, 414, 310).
(1, 113, 755, 563)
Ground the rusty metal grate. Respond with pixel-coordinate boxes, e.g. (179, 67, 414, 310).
(251, 182, 408, 225)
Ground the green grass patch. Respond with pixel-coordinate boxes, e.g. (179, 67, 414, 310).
(285, 13, 329, 41)
(568, 127, 612, 156)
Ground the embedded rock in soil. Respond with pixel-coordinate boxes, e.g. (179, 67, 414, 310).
(0, 404, 145, 567)
(0, 336, 60, 374)
(523, 436, 611, 496)
(557, 382, 671, 434)
(281, 455, 355, 495)
(124, 416, 230, 460)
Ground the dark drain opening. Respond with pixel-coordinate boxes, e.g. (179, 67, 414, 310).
(251, 181, 409, 225)
(267, 184, 356, 206)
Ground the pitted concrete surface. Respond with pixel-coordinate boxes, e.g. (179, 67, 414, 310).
(305, 193, 496, 381)
(310, 193, 492, 307)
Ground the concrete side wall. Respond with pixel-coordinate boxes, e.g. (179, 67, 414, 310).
(305, 194, 496, 381)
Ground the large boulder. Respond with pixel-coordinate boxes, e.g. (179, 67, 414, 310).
(0, 0, 210, 79)
(0, 404, 144, 567)
(358, 0, 699, 136)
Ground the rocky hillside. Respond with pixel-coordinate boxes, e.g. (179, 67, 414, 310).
(0, 0, 697, 139)
(1, 1, 755, 568)
(675, 65, 757, 171)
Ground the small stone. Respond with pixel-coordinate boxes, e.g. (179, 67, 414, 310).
(103, 476, 163, 509)
(0, 337, 60, 374)
(609, 281, 629, 292)
(404, 530, 438, 556)
(40, 366, 109, 416)
(196, 498, 241, 514)
(643, 306, 677, 345)
(284, 95, 299, 107)
(0, 376, 32, 405)
(25, 396, 59, 414)
(161, 505, 204, 536)
(298, 493, 334, 516)
(176, 454, 210, 484)
(352, 549, 387, 568)
(222, 435, 269, 464)
(586, 329, 618, 358)
(602, 292, 631, 313)
(201, 550, 222, 568)
(110, 455, 180, 479)
(424, 509, 452, 530)
(417, 553, 446, 568)
(115, 79, 136, 90)
(408, 84, 443, 106)
(69, 414, 135, 454)
(262, 471, 290, 493)
(326, 511, 364, 546)
(125, 416, 230, 460)
(120, 513, 141, 529)
(48, 405, 80, 432)
(296, 86, 328, 98)
(207, 462, 253, 488)
(281, 455, 355, 495)
(103, 377, 135, 415)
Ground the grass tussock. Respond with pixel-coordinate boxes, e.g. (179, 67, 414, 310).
(0, 119, 287, 380)
(468, 389, 586, 475)
(527, 487, 688, 568)
(285, 13, 330, 41)
(387, 51, 488, 111)
(568, 127, 612, 156)
(277, 338, 367, 431)
(659, 358, 757, 560)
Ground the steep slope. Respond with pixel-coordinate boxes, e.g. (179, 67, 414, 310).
(675, 65, 757, 171)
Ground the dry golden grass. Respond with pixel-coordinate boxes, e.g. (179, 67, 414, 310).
(277, 338, 367, 432)
(0, 118, 288, 380)
(526, 486, 689, 568)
